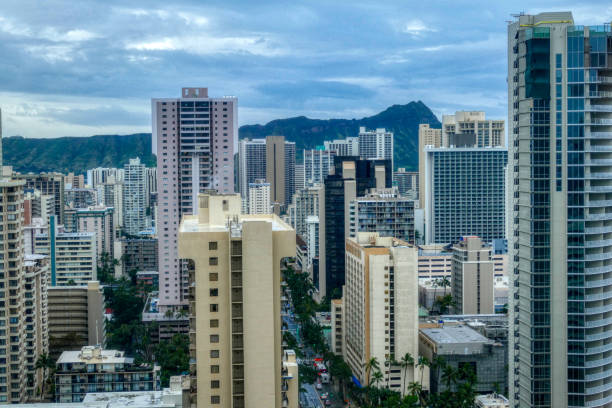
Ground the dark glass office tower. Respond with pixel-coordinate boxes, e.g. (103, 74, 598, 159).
(319, 157, 391, 298)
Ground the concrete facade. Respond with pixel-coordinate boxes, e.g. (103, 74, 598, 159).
(153, 88, 238, 307)
(123, 158, 147, 236)
(343, 233, 419, 393)
(451, 236, 495, 315)
(178, 193, 298, 408)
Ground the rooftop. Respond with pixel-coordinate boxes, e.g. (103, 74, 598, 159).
(57, 346, 132, 365)
(421, 325, 489, 345)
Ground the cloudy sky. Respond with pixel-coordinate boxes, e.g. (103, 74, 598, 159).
(0, 0, 610, 138)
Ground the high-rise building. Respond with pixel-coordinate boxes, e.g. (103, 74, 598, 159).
(14, 172, 65, 224)
(247, 179, 271, 214)
(358, 127, 394, 169)
(23, 254, 50, 399)
(442, 111, 505, 148)
(323, 137, 359, 156)
(153, 88, 238, 306)
(394, 168, 419, 198)
(348, 188, 416, 244)
(286, 185, 321, 238)
(64, 172, 85, 189)
(24, 190, 54, 223)
(266, 136, 296, 209)
(34, 216, 97, 286)
(294, 163, 305, 191)
(0, 179, 34, 402)
(145, 167, 157, 208)
(238, 139, 266, 202)
(450, 236, 495, 315)
(115, 238, 158, 277)
(123, 158, 147, 236)
(65, 187, 97, 210)
(418, 124, 443, 209)
(96, 175, 124, 228)
(423, 147, 507, 244)
(87, 167, 124, 188)
(342, 233, 419, 393)
(73, 206, 115, 258)
(319, 157, 392, 297)
(508, 12, 612, 408)
(304, 149, 336, 187)
(178, 193, 298, 408)
(47, 281, 105, 359)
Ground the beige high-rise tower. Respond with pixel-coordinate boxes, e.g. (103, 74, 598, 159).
(418, 124, 442, 209)
(266, 135, 286, 212)
(178, 193, 298, 408)
(450, 236, 494, 315)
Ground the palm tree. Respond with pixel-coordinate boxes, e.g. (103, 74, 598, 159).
(364, 357, 380, 386)
(372, 370, 384, 388)
(430, 279, 439, 313)
(406, 381, 422, 397)
(439, 276, 451, 296)
(399, 352, 415, 396)
(35, 353, 54, 399)
(417, 356, 430, 389)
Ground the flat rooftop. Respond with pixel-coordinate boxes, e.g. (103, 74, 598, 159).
(180, 214, 293, 233)
(421, 325, 489, 345)
(57, 348, 132, 365)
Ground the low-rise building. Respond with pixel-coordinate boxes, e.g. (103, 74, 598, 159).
(115, 238, 158, 278)
(55, 345, 160, 403)
(475, 393, 510, 408)
(419, 325, 506, 395)
(47, 281, 105, 359)
(141, 294, 189, 346)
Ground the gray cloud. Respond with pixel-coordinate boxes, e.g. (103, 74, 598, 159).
(0, 0, 609, 137)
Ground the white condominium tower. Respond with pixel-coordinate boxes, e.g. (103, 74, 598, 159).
(509, 12, 612, 408)
(123, 157, 147, 236)
(358, 127, 394, 169)
(152, 88, 237, 307)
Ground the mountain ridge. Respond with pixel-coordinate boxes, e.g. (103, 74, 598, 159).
(3, 101, 440, 174)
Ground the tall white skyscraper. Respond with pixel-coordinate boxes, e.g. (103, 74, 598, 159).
(358, 127, 394, 169)
(123, 157, 147, 236)
(238, 139, 266, 201)
(304, 149, 336, 186)
(152, 87, 238, 306)
(248, 179, 271, 214)
(508, 12, 612, 408)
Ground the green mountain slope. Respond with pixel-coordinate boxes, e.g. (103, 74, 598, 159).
(3, 101, 440, 174)
(3, 133, 156, 174)
(240, 101, 441, 170)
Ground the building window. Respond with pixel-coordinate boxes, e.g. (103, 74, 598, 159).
(210, 304, 218, 312)
(209, 257, 218, 266)
(211, 365, 219, 373)
(209, 241, 218, 250)
(211, 380, 220, 388)
(211, 350, 220, 358)
(209, 273, 218, 281)
(210, 335, 219, 343)
(210, 319, 219, 328)
(211, 396, 220, 404)
(210, 288, 218, 297)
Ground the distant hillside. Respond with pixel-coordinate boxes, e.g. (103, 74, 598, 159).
(3, 101, 440, 174)
(3, 133, 155, 174)
(240, 101, 441, 170)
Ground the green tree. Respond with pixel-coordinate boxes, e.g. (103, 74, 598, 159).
(35, 353, 54, 398)
(364, 357, 380, 386)
(399, 352, 415, 396)
(154, 334, 189, 387)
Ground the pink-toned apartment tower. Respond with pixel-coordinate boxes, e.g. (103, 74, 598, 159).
(152, 88, 238, 306)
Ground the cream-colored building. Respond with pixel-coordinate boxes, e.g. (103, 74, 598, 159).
(330, 299, 343, 355)
(24, 254, 50, 399)
(417, 244, 507, 280)
(441, 111, 504, 149)
(247, 179, 271, 215)
(451, 236, 494, 315)
(47, 281, 105, 359)
(0, 179, 42, 402)
(418, 124, 442, 209)
(343, 233, 420, 393)
(178, 193, 298, 408)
